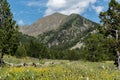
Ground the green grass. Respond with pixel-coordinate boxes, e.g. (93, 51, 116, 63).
(0, 55, 120, 80)
(3, 55, 40, 64)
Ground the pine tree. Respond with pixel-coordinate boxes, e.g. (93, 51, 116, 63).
(84, 33, 114, 62)
(15, 43, 27, 58)
(99, 0, 120, 69)
(0, 0, 19, 65)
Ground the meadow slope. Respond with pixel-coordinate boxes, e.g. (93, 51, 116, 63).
(0, 55, 120, 80)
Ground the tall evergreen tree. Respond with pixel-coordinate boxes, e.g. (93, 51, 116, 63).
(84, 33, 114, 62)
(0, 0, 19, 65)
(99, 0, 120, 69)
(15, 43, 27, 58)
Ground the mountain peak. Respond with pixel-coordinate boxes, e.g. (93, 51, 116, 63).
(48, 13, 67, 17)
(20, 13, 68, 37)
(20, 12, 98, 38)
(70, 13, 80, 16)
(52, 12, 64, 15)
(69, 13, 82, 18)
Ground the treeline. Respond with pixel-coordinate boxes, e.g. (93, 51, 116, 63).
(14, 33, 81, 60)
(14, 32, 115, 62)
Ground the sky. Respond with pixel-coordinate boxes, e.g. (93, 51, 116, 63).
(7, 0, 115, 26)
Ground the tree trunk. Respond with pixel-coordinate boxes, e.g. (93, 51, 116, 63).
(116, 30, 118, 42)
(0, 50, 4, 66)
(117, 51, 120, 70)
(0, 54, 2, 66)
(116, 30, 120, 70)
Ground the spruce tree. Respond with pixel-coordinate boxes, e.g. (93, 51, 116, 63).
(0, 0, 19, 65)
(99, 0, 120, 69)
(15, 43, 27, 58)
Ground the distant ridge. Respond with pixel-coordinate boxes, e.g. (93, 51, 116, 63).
(20, 13, 68, 37)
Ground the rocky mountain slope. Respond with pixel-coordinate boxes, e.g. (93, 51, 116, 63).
(20, 13, 98, 50)
(38, 13, 98, 50)
(20, 13, 67, 37)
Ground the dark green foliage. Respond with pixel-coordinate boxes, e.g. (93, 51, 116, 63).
(65, 50, 80, 60)
(82, 33, 115, 62)
(0, 0, 19, 63)
(45, 49, 81, 60)
(19, 32, 35, 44)
(99, 0, 120, 68)
(27, 40, 47, 58)
(15, 44, 27, 58)
(17, 33, 83, 60)
(18, 34, 50, 59)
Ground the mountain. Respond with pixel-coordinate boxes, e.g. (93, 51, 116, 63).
(20, 13, 68, 37)
(20, 13, 98, 50)
(37, 13, 98, 50)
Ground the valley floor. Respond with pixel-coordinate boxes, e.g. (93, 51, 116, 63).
(0, 55, 120, 80)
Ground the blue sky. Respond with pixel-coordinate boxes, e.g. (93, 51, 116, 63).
(7, 0, 113, 26)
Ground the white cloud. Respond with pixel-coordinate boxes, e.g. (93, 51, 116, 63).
(27, 1, 44, 7)
(18, 20, 24, 26)
(92, 6, 104, 14)
(45, 0, 97, 16)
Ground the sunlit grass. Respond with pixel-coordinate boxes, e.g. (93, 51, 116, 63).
(0, 58, 120, 80)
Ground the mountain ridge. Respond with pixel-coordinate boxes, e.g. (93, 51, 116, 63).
(20, 13, 68, 37)
(37, 13, 98, 50)
(20, 13, 98, 50)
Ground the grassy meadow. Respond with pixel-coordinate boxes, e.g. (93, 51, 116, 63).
(0, 55, 120, 80)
